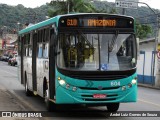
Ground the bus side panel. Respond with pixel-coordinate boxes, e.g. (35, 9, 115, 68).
(24, 57, 33, 90)
(36, 58, 49, 97)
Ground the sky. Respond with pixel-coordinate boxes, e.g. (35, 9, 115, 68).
(0, 0, 51, 8)
(0, 0, 159, 9)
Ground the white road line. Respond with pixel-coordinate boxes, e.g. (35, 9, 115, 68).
(138, 99, 160, 108)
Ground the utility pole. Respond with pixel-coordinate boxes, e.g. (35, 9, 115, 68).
(17, 22, 20, 32)
(67, 1, 70, 14)
(122, 8, 126, 15)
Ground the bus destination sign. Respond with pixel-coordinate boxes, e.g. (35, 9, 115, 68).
(66, 19, 116, 27)
(59, 16, 134, 28)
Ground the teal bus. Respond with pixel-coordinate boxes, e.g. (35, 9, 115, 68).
(18, 13, 138, 112)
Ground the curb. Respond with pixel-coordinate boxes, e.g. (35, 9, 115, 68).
(8, 89, 38, 111)
(6, 90, 45, 120)
(138, 83, 160, 90)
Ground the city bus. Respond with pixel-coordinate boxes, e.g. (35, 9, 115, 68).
(18, 13, 138, 112)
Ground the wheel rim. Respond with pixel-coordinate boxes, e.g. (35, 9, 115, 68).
(45, 89, 49, 103)
(25, 82, 28, 92)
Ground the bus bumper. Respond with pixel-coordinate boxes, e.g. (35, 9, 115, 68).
(55, 81, 137, 104)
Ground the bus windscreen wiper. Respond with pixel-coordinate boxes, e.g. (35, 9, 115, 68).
(108, 31, 118, 63)
(77, 30, 94, 49)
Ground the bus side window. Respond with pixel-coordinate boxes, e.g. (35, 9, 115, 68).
(38, 44, 43, 58)
(25, 47, 28, 56)
(29, 46, 32, 57)
(43, 43, 49, 58)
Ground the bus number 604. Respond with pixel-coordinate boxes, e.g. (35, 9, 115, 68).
(111, 81, 121, 87)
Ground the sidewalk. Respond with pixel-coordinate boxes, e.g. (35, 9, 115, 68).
(0, 84, 40, 120)
(138, 83, 160, 90)
(0, 84, 24, 111)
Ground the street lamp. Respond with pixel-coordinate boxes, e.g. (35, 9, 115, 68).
(17, 22, 20, 32)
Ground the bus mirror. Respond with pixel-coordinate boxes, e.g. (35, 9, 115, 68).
(52, 24, 57, 35)
(136, 38, 140, 59)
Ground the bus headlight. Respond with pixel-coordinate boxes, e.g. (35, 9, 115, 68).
(122, 86, 126, 91)
(132, 78, 137, 84)
(73, 87, 77, 91)
(66, 84, 70, 89)
(128, 83, 132, 88)
(59, 79, 66, 85)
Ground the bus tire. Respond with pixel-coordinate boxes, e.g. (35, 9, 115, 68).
(25, 73, 32, 96)
(106, 103, 120, 112)
(44, 88, 56, 111)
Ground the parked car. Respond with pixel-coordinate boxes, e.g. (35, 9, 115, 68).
(1, 54, 8, 61)
(8, 56, 13, 65)
(10, 54, 18, 66)
(6, 55, 13, 62)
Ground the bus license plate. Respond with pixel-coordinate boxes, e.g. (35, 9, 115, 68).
(93, 94, 106, 98)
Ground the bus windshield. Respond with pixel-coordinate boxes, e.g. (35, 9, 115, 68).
(57, 32, 136, 71)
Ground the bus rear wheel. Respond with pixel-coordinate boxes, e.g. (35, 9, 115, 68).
(106, 103, 120, 112)
(25, 80, 32, 96)
(24, 73, 32, 96)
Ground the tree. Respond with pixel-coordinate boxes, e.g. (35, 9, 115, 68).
(49, 0, 97, 17)
(136, 22, 152, 39)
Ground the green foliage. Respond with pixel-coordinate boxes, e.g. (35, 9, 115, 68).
(49, 0, 97, 17)
(136, 22, 152, 39)
(91, 1, 117, 14)
(0, 4, 49, 32)
(0, 1, 158, 39)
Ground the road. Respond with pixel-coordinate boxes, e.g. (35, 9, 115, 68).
(0, 61, 160, 120)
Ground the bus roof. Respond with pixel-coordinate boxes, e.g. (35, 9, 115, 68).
(18, 13, 134, 35)
(18, 15, 61, 35)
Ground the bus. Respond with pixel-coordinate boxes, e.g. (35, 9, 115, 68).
(18, 13, 138, 112)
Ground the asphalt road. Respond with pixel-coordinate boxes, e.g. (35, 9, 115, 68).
(0, 61, 160, 120)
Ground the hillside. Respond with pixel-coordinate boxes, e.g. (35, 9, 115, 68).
(0, 1, 159, 33)
(0, 4, 50, 32)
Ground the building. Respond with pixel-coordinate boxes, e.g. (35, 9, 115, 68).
(137, 37, 160, 87)
(1, 34, 17, 55)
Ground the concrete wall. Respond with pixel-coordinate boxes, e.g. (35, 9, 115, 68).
(137, 40, 160, 87)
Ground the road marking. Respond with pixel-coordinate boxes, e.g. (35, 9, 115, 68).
(138, 99, 160, 108)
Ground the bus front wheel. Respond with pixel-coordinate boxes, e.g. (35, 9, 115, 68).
(106, 103, 120, 112)
(44, 88, 56, 111)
